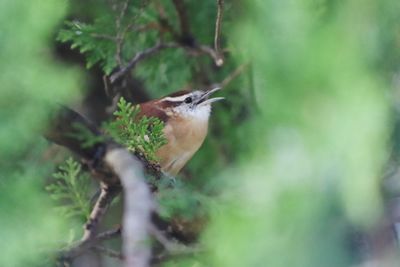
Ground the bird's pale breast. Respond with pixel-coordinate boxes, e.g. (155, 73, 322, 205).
(156, 115, 209, 176)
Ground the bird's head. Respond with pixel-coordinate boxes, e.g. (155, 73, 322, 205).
(158, 86, 224, 120)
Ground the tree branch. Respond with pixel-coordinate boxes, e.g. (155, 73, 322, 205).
(109, 42, 179, 83)
(206, 62, 249, 91)
(219, 62, 249, 88)
(93, 246, 123, 260)
(105, 148, 153, 267)
(149, 223, 202, 265)
(197, 45, 224, 67)
(115, 0, 130, 67)
(96, 225, 121, 242)
(214, 0, 224, 66)
(82, 185, 121, 242)
(149, 224, 199, 254)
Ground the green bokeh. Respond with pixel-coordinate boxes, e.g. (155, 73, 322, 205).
(204, 0, 392, 267)
(0, 0, 80, 266)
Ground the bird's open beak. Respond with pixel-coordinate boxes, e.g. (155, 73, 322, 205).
(197, 85, 224, 107)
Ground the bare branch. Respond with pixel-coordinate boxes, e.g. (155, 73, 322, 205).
(90, 33, 118, 41)
(60, 187, 120, 259)
(93, 246, 123, 260)
(114, 0, 129, 67)
(59, 149, 154, 265)
(197, 45, 224, 67)
(105, 149, 154, 267)
(214, 0, 224, 66)
(116, 0, 129, 30)
(123, 0, 150, 36)
(149, 224, 202, 265)
(82, 185, 120, 242)
(220, 62, 250, 88)
(109, 42, 179, 83)
(149, 224, 199, 254)
(96, 226, 122, 242)
(149, 224, 178, 252)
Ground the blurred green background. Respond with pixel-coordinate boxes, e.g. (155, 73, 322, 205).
(1, 0, 400, 266)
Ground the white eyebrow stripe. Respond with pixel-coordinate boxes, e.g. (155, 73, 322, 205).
(161, 95, 191, 102)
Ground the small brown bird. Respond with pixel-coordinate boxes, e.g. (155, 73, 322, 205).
(138, 86, 223, 176)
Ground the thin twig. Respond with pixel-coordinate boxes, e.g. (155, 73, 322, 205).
(103, 75, 112, 97)
(109, 42, 179, 83)
(116, 0, 129, 30)
(115, 0, 130, 67)
(91, 33, 118, 41)
(82, 185, 120, 242)
(60, 183, 120, 259)
(93, 246, 123, 260)
(149, 224, 200, 255)
(123, 0, 150, 36)
(149, 224, 178, 252)
(207, 62, 250, 91)
(96, 226, 122, 242)
(220, 62, 250, 88)
(125, 23, 160, 34)
(214, 0, 224, 66)
(60, 226, 121, 259)
(197, 45, 224, 66)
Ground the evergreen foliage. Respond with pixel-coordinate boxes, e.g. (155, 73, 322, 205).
(58, 20, 117, 74)
(57, 0, 160, 75)
(102, 97, 167, 162)
(46, 158, 91, 221)
(0, 1, 79, 266)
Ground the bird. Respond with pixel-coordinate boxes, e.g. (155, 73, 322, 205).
(137, 86, 224, 176)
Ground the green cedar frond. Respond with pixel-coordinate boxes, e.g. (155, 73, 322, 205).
(46, 158, 91, 221)
(57, 20, 118, 74)
(102, 97, 167, 162)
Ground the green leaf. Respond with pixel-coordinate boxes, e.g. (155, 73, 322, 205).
(46, 158, 92, 221)
(102, 97, 167, 162)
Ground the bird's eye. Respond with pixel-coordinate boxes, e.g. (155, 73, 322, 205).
(184, 97, 193, 104)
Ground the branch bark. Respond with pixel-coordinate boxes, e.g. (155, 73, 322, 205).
(214, 0, 224, 66)
(96, 225, 121, 242)
(93, 246, 123, 260)
(109, 42, 178, 83)
(82, 185, 121, 242)
(105, 148, 153, 267)
(219, 62, 249, 88)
